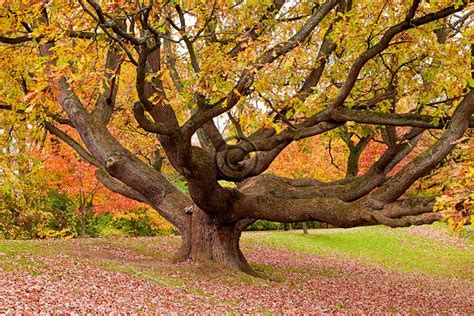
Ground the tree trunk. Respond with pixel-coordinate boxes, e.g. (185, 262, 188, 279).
(302, 222, 308, 234)
(177, 209, 254, 274)
(80, 208, 86, 238)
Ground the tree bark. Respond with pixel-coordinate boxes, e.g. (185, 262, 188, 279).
(177, 208, 254, 274)
(302, 222, 308, 234)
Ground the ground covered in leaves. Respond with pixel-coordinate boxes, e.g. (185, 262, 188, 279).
(1, 224, 473, 314)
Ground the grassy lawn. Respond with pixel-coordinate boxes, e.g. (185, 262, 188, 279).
(1, 224, 472, 278)
(243, 223, 474, 279)
(1, 224, 472, 279)
(1, 224, 473, 313)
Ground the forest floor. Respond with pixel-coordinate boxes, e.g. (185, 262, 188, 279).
(0, 224, 473, 314)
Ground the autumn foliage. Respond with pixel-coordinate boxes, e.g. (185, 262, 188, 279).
(0, 0, 473, 273)
(0, 131, 173, 239)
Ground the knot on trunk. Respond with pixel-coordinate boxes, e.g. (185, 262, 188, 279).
(363, 198, 385, 210)
(105, 152, 127, 174)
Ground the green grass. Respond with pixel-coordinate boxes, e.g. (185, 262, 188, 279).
(0, 240, 55, 274)
(99, 261, 185, 287)
(89, 237, 177, 260)
(1, 225, 472, 280)
(0, 240, 43, 255)
(243, 224, 474, 279)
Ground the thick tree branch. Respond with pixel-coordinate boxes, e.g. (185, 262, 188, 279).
(338, 129, 423, 201)
(371, 212, 440, 228)
(368, 89, 474, 206)
(333, 107, 474, 129)
(231, 169, 440, 229)
(132, 102, 179, 136)
(92, 44, 124, 125)
(37, 33, 191, 230)
(343, 132, 372, 178)
(296, 0, 352, 101)
(230, 183, 439, 228)
(95, 168, 149, 203)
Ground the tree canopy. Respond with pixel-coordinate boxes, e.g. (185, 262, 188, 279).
(0, 0, 472, 272)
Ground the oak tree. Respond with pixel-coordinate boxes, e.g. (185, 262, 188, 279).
(1, 0, 473, 273)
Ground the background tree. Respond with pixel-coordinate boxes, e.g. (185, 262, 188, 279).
(0, 115, 173, 238)
(44, 137, 145, 236)
(0, 0, 472, 273)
